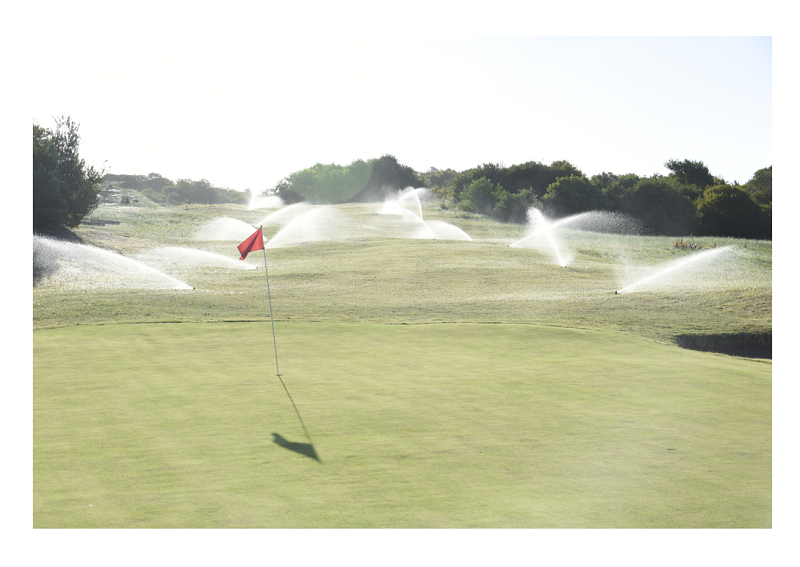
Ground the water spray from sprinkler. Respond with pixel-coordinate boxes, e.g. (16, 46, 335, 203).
(615, 246, 733, 294)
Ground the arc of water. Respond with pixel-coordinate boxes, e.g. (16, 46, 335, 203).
(542, 225, 567, 267)
(249, 194, 284, 210)
(194, 217, 259, 241)
(510, 210, 568, 266)
(138, 247, 257, 270)
(396, 188, 425, 219)
(616, 246, 730, 294)
(34, 235, 194, 290)
(421, 219, 437, 239)
(548, 211, 598, 230)
(258, 202, 312, 227)
(425, 220, 473, 241)
(510, 209, 549, 247)
(381, 189, 441, 239)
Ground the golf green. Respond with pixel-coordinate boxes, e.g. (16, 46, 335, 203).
(33, 321, 771, 528)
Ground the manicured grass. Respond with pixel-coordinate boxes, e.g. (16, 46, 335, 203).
(34, 321, 771, 528)
(33, 201, 772, 528)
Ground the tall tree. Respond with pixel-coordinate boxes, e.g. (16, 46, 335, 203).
(33, 116, 103, 230)
(664, 158, 715, 192)
(33, 125, 68, 228)
(744, 166, 772, 206)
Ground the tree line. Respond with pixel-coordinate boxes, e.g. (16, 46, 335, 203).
(272, 157, 771, 239)
(104, 173, 248, 206)
(33, 116, 771, 240)
(438, 159, 770, 239)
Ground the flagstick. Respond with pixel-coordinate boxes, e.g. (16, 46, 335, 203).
(261, 246, 313, 448)
(240, 228, 314, 451)
(262, 247, 281, 377)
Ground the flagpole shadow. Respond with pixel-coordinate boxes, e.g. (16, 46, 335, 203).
(272, 433, 320, 461)
(274, 375, 321, 462)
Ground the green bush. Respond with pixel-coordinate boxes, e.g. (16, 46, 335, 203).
(494, 187, 539, 223)
(542, 175, 611, 217)
(274, 155, 424, 204)
(696, 184, 770, 239)
(616, 177, 700, 236)
(601, 173, 640, 210)
(461, 178, 495, 216)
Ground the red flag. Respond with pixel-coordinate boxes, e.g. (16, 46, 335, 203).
(237, 226, 264, 260)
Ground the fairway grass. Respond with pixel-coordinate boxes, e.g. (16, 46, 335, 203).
(34, 321, 771, 528)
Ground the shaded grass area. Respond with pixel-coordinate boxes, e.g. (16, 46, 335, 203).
(33, 322, 771, 528)
(676, 332, 772, 359)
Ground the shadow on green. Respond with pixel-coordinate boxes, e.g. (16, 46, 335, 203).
(272, 433, 320, 461)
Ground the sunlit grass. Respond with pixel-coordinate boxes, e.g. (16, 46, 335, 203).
(33, 200, 771, 528)
(34, 322, 771, 528)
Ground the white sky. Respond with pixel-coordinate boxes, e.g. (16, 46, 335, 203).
(30, 34, 772, 192)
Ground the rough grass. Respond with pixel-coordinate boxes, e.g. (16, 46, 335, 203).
(34, 202, 772, 350)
